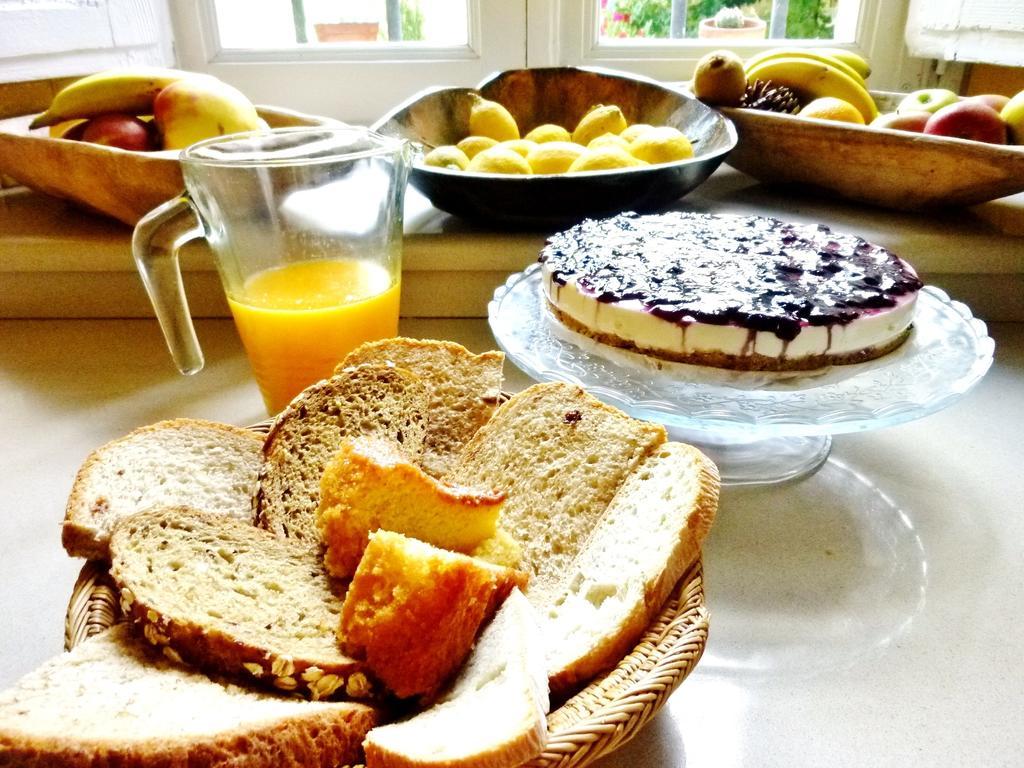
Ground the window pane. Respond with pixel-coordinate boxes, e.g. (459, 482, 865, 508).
(598, 0, 857, 42)
(213, 0, 469, 48)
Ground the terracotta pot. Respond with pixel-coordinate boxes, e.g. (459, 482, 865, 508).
(697, 17, 767, 39)
(314, 22, 379, 42)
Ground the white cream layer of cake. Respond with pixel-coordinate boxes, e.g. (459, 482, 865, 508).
(542, 265, 918, 362)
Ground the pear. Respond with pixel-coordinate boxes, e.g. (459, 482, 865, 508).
(692, 50, 747, 107)
(154, 77, 261, 150)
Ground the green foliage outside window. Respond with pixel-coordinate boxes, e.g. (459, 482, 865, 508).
(602, 0, 835, 40)
(401, 0, 424, 41)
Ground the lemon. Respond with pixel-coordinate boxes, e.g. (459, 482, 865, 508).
(799, 97, 866, 125)
(422, 145, 470, 170)
(620, 123, 654, 143)
(567, 146, 644, 173)
(524, 123, 572, 143)
(572, 104, 628, 146)
(628, 126, 694, 164)
(467, 146, 532, 174)
(587, 133, 630, 151)
(497, 139, 538, 158)
(469, 95, 520, 142)
(457, 135, 499, 159)
(526, 141, 587, 174)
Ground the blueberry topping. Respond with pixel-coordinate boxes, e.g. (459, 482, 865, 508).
(539, 212, 922, 340)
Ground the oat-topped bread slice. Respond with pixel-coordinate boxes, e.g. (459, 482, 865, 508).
(110, 506, 375, 701)
(541, 441, 718, 693)
(63, 418, 262, 560)
(256, 363, 430, 544)
(0, 624, 383, 768)
(339, 338, 505, 477)
(444, 381, 667, 600)
(363, 589, 549, 768)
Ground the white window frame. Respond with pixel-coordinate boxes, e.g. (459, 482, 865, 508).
(169, 0, 527, 125)
(527, 0, 955, 93)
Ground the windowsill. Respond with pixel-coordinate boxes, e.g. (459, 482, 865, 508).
(2, 166, 1022, 321)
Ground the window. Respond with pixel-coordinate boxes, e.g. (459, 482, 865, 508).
(170, 0, 942, 124)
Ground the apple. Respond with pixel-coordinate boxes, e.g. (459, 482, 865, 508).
(870, 110, 931, 133)
(897, 88, 959, 114)
(999, 89, 1024, 145)
(79, 113, 157, 151)
(965, 93, 1010, 112)
(924, 101, 1007, 144)
(154, 77, 261, 150)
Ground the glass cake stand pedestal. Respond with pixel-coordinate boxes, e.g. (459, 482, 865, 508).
(488, 265, 995, 486)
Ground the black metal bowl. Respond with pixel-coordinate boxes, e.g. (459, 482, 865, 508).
(372, 66, 737, 229)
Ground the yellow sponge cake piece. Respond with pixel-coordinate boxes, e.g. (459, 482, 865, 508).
(339, 530, 529, 700)
(317, 436, 505, 578)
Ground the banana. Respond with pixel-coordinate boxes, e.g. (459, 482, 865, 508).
(745, 57, 878, 122)
(808, 47, 871, 79)
(30, 67, 194, 128)
(744, 48, 866, 86)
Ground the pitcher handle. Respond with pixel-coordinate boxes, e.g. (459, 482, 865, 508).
(132, 195, 206, 375)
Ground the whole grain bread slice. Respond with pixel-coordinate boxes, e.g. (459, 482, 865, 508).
(256, 363, 430, 545)
(339, 338, 505, 477)
(363, 589, 548, 768)
(0, 624, 383, 768)
(443, 381, 668, 601)
(62, 418, 262, 561)
(444, 382, 719, 695)
(109, 506, 376, 701)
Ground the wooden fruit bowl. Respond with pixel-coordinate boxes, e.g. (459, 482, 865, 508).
(720, 91, 1024, 210)
(0, 106, 336, 226)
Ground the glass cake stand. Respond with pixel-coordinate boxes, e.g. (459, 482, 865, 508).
(488, 264, 995, 485)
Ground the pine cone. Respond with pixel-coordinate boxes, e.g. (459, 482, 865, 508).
(742, 80, 801, 114)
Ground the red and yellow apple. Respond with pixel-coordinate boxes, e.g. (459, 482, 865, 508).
(79, 113, 157, 151)
(870, 110, 931, 133)
(153, 77, 261, 150)
(923, 101, 1007, 144)
(965, 93, 1011, 112)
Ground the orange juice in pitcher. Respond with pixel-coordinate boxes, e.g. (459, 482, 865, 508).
(132, 127, 411, 416)
(227, 258, 400, 414)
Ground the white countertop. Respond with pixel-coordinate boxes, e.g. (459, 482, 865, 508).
(0, 310, 1021, 767)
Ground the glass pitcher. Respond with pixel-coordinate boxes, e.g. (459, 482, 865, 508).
(132, 126, 412, 414)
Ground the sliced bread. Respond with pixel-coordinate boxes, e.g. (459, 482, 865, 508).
(0, 624, 383, 768)
(339, 338, 505, 477)
(443, 381, 667, 601)
(109, 506, 374, 701)
(540, 441, 719, 692)
(339, 530, 529, 701)
(62, 418, 262, 560)
(363, 589, 548, 768)
(317, 435, 505, 578)
(256, 364, 430, 545)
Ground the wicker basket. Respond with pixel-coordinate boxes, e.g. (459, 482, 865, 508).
(66, 559, 705, 767)
(63, 423, 709, 767)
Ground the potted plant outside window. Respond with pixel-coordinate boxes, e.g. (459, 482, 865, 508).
(698, 6, 767, 39)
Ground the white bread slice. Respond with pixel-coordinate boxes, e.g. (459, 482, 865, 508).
(444, 382, 668, 601)
(62, 418, 262, 561)
(0, 624, 383, 768)
(339, 338, 505, 477)
(109, 506, 373, 701)
(540, 442, 719, 693)
(256, 364, 430, 545)
(363, 589, 548, 768)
